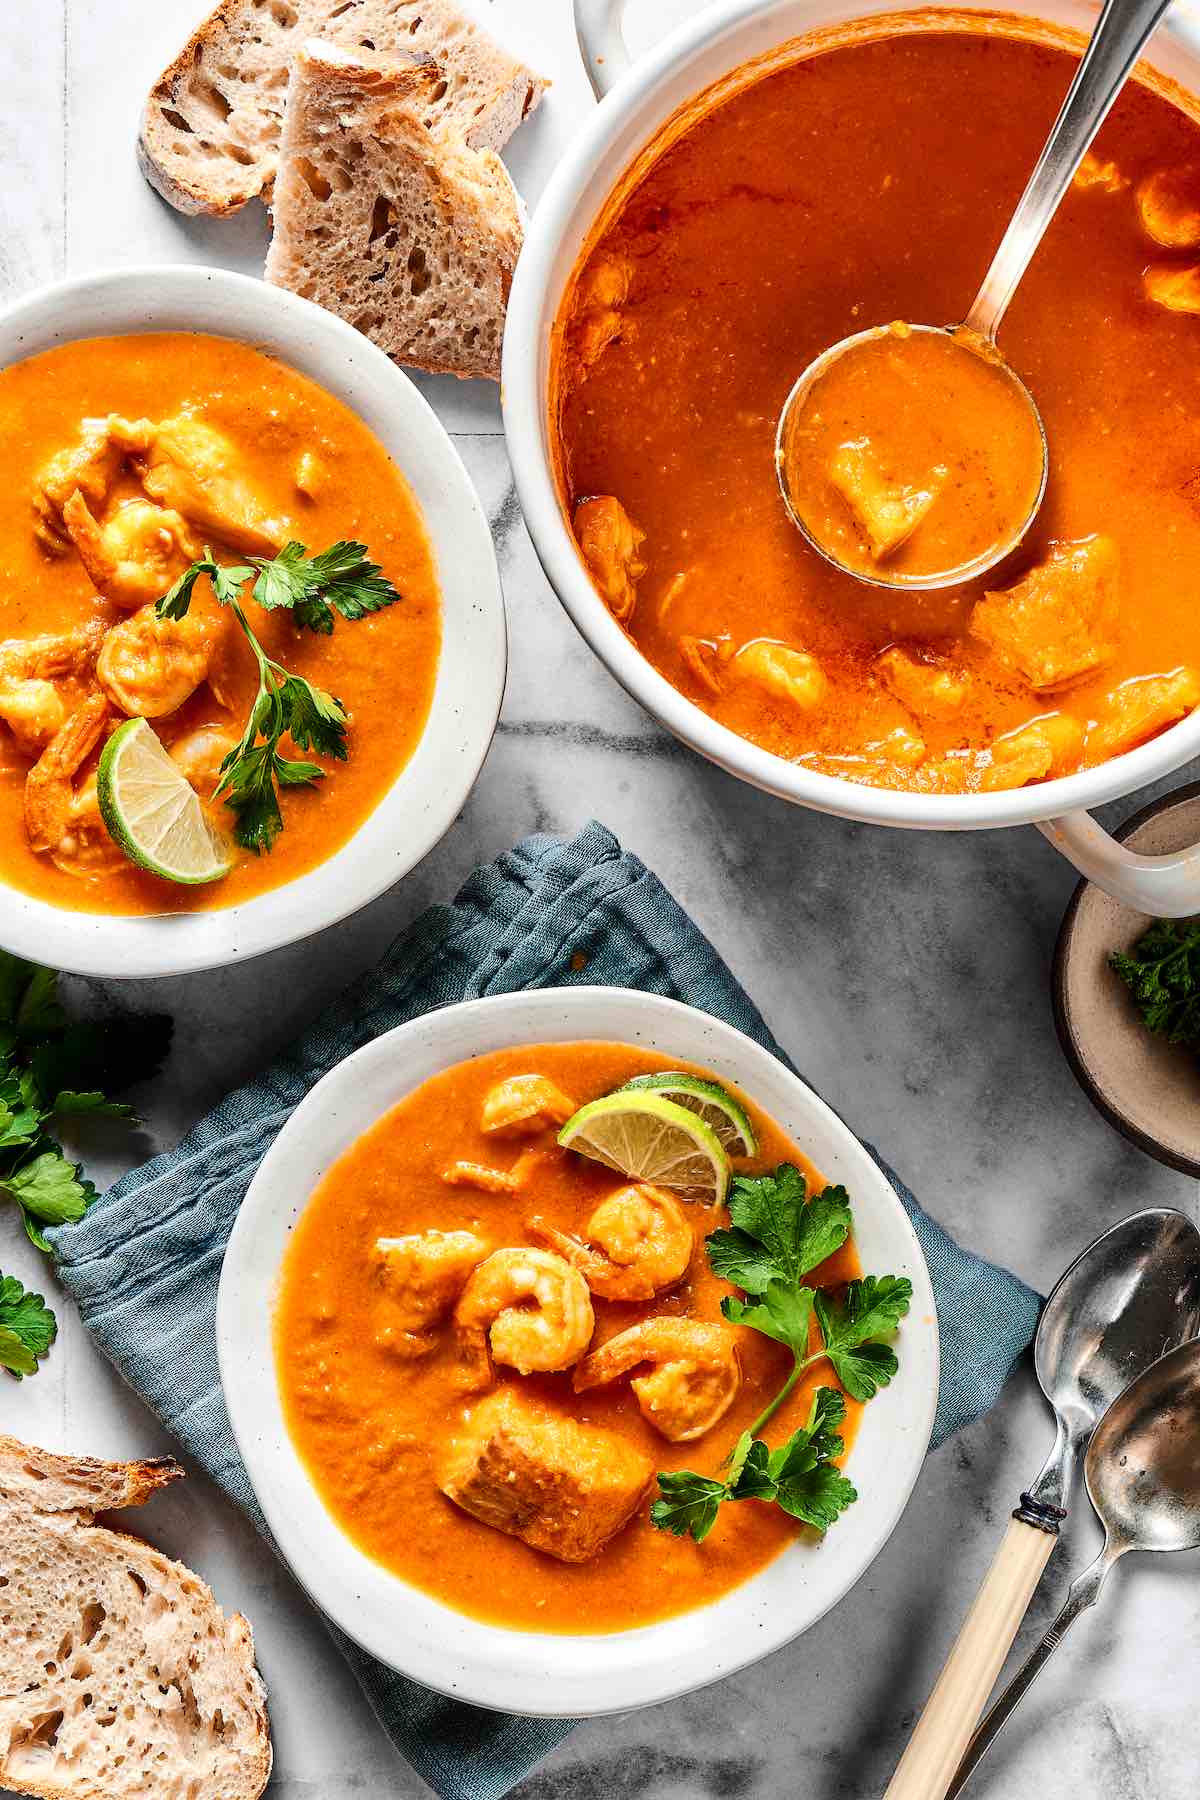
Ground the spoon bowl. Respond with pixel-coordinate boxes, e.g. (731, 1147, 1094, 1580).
(1087, 1335, 1200, 1554)
(1023, 1206, 1200, 1526)
(1026, 1206, 1200, 1522)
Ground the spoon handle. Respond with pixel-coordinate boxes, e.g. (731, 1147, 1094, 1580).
(881, 1515, 1058, 1800)
(964, 0, 1175, 340)
(944, 1545, 1118, 1797)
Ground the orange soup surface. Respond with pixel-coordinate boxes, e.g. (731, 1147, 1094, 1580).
(274, 1043, 864, 1633)
(0, 332, 440, 913)
(553, 18, 1200, 795)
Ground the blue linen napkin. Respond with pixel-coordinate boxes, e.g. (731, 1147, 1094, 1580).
(51, 821, 1041, 1800)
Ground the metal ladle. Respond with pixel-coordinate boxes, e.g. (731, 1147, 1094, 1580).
(884, 1206, 1200, 1800)
(776, 0, 1175, 589)
(948, 1335, 1200, 1794)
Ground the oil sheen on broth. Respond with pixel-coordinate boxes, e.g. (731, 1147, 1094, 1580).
(552, 21, 1200, 795)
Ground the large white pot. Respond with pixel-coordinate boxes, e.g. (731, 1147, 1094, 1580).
(0, 268, 506, 978)
(503, 0, 1200, 914)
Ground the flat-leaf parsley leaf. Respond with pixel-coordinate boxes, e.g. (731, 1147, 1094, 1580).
(157, 540, 402, 853)
(648, 1164, 910, 1545)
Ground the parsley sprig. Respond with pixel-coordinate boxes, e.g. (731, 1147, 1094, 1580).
(0, 1273, 56, 1379)
(652, 1388, 857, 1542)
(1110, 919, 1200, 1049)
(649, 1164, 911, 1544)
(0, 951, 167, 1375)
(157, 541, 402, 854)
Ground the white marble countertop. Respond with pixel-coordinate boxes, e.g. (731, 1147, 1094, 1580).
(2, 2, 1197, 1796)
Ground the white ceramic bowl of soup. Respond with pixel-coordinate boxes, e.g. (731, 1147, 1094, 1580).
(0, 266, 506, 978)
(503, 0, 1200, 916)
(218, 986, 939, 1715)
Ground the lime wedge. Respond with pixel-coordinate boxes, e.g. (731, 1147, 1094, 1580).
(97, 718, 232, 885)
(558, 1091, 731, 1206)
(621, 1071, 758, 1157)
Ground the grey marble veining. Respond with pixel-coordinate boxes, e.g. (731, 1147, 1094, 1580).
(3, 2, 1200, 1796)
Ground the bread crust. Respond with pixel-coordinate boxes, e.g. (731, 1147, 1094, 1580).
(265, 40, 523, 380)
(0, 1433, 183, 1513)
(138, 0, 547, 218)
(0, 1435, 271, 1800)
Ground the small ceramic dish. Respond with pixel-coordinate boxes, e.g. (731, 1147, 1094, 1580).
(217, 986, 939, 1716)
(0, 266, 506, 979)
(1054, 784, 1200, 1175)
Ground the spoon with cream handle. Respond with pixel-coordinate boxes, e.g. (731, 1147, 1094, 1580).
(777, 0, 1176, 588)
(883, 1206, 1200, 1800)
(947, 1334, 1200, 1794)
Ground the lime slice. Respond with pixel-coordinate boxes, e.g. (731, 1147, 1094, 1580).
(97, 718, 232, 885)
(558, 1091, 731, 1206)
(621, 1071, 758, 1157)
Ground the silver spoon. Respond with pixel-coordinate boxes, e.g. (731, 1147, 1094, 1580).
(884, 1206, 1200, 1800)
(948, 1335, 1200, 1794)
(776, 0, 1176, 589)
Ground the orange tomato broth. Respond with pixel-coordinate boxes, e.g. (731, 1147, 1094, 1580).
(551, 14, 1200, 791)
(0, 332, 440, 913)
(274, 1043, 864, 1633)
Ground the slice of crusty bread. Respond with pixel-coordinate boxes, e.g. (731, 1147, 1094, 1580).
(265, 40, 523, 380)
(0, 1435, 271, 1800)
(138, 0, 546, 217)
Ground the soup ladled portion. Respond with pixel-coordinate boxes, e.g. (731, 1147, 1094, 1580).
(552, 25, 1200, 792)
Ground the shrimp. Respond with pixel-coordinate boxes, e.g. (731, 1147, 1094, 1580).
(0, 623, 106, 756)
(61, 492, 197, 611)
(24, 693, 124, 876)
(32, 418, 124, 552)
(480, 1074, 576, 1137)
(527, 1184, 694, 1302)
(454, 1247, 595, 1391)
(573, 1318, 741, 1442)
(169, 724, 240, 794)
(96, 601, 228, 718)
(374, 1229, 489, 1360)
(128, 413, 287, 557)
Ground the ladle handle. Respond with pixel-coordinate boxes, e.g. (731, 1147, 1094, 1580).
(964, 0, 1175, 340)
(882, 1516, 1058, 1800)
(945, 1545, 1117, 1797)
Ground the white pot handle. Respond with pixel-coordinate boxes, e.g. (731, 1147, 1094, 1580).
(1038, 810, 1200, 914)
(575, 0, 634, 98)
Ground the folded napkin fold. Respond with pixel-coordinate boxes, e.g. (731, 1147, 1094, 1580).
(51, 821, 1041, 1800)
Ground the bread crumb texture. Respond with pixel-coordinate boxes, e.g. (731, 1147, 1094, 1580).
(0, 1435, 271, 1800)
(138, 0, 546, 216)
(265, 41, 524, 378)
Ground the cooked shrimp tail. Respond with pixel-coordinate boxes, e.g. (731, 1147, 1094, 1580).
(527, 1183, 694, 1301)
(453, 1247, 595, 1391)
(573, 1317, 741, 1442)
(24, 693, 124, 876)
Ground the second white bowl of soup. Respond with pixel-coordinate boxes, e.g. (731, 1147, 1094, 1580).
(505, 0, 1200, 914)
(0, 266, 505, 976)
(218, 987, 938, 1715)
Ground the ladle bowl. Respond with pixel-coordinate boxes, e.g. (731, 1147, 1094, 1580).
(775, 323, 1049, 591)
